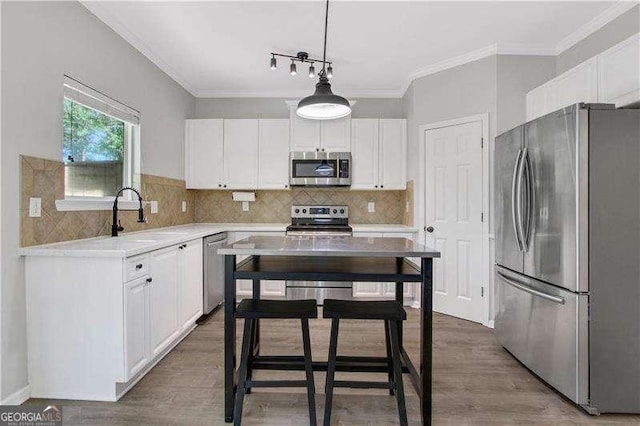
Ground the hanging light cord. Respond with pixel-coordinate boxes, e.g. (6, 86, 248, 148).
(321, 0, 329, 76)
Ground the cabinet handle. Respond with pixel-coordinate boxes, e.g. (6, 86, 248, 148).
(218, 184, 222, 188)
(135, 263, 143, 270)
(223, 184, 227, 188)
(146, 277, 153, 283)
(321, 148, 325, 152)
(375, 185, 378, 188)
(381, 185, 384, 188)
(285, 184, 288, 188)
(316, 148, 320, 152)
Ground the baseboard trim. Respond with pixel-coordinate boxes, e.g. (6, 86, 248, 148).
(486, 320, 495, 329)
(1, 385, 30, 405)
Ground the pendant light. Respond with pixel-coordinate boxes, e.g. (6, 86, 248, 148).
(296, 0, 351, 120)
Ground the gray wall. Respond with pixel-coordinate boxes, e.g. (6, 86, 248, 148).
(556, 5, 640, 75)
(195, 97, 405, 119)
(497, 55, 556, 134)
(1, 1, 195, 400)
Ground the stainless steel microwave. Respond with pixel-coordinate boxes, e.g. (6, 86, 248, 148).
(289, 151, 351, 187)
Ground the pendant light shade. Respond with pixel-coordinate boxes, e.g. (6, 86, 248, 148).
(296, 0, 351, 120)
(297, 76, 350, 120)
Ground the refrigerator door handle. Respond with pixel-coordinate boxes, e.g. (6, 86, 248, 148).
(522, 149, 534, 251)
(511, 149, 525, 252)
(496, 270, 566, 304)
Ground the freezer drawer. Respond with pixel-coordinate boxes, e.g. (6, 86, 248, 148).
(494, 266, 588, 405)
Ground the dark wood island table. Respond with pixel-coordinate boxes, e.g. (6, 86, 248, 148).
(219, 235, 440, 425)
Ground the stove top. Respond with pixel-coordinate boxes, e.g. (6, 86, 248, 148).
(287, 205, 351, 236)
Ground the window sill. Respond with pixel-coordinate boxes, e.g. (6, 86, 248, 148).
(56, 198, 147, 212)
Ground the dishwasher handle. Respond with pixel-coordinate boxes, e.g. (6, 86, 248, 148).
(207, 240, 227, 247)
(497, 270, 565, 304)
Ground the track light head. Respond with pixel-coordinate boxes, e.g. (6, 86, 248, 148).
(308, 64, 315, 78)
(290, 60, 297, 76)
(326, 65, 333, 79)
(270, 55, 277, 70)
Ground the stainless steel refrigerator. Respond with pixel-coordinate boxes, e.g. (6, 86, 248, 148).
(494, 103, 640, 414)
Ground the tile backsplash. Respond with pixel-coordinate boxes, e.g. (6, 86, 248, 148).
(194, 188, 407, 224)
(21, 155, 410, 247)
(20, 156, 194, 247)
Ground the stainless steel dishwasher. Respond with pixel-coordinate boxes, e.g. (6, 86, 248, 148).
(203, 232, 227, 315)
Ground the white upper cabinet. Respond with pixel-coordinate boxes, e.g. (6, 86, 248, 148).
(553, 57, 599, 110)
(350, 119, 379, 189)
(598, 33, 640, 107)
(350, 119, 406, 190)
(223, 119, 259, 189)
(321, 116, 351, 152)
(185, 119, 223, 189)
(526, 82, 554, 121)
(526, 34, 640, 121)
(290, 113, 321, 151)
(379, 119, 407, 190)
(290, 106, 351, 152)
(258, 119, 290, 190)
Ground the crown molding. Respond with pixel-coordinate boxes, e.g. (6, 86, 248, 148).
(555, 0, 639, 55)
(80, 1, 198, 97)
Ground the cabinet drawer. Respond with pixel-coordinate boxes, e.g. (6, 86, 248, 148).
(125, 254, 150, 282)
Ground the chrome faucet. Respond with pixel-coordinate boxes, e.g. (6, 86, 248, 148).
(112, 187, 146, 237)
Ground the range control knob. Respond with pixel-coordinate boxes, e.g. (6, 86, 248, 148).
(302, 209, 307, 213)
(332, 209, 338, 214)
(340, 209, 345, 214)
(295, 209, 300, 214)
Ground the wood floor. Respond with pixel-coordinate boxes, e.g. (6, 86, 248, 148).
(26, 308, 640, 425)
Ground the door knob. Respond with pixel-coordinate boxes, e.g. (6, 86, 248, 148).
(426, 226, 434, 233)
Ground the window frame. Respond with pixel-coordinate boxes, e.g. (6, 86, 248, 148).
(57, 76, 142, 211)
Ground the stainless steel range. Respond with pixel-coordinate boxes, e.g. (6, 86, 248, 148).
(285, 205, 353, 304)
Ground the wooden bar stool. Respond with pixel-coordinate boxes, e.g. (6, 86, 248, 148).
(234, 299, 318, 426)
(322, 299, 407, 426)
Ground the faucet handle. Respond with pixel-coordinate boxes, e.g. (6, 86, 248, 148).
(117, 220, 124, 232)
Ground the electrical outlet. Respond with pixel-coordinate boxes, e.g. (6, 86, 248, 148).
(150, 201, 158, 214)
(181, 201, 187, 212)
(367, 202, 375, 213)
(406, 202, 410, 213)
(242, 201, 249, 212)
(29, 197, 42, 218)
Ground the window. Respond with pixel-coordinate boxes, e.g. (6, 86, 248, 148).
(61, 76, 140, 202)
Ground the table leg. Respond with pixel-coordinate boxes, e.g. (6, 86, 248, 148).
(395, 258, 404, 350)
(252, 279, 261, 356)
(421, 257, 433, 425)
(224, 255, 237, 423)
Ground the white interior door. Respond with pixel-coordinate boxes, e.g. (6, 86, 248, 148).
(425, 120, 483, 323)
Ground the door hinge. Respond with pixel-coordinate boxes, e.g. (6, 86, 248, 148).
(481, 212, 484, 222)
(481, 286, 484, 297)
(481, 137, 484, 148)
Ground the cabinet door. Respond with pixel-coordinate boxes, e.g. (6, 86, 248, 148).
(149, 247, 180, 357)
(526, 83, 553, 121)
(352, 232, 384, 298)
(185, 119, 224, 189)
(179, 239, 203, 330)
(261, 281, 286, 298)
(321, 116, 351, 152)
(598, 33, 640, 107)
(124, 276, 149, 381)
(291, 113, 321, 151)
(350, 119, 379, 189)
(552, 57, 598, 111)
(224, 119, 259, 189)
(258, 119, 291, 190)
(379, 119, 407, 190)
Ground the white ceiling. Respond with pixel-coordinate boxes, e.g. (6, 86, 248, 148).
(82, 1, 633, 98)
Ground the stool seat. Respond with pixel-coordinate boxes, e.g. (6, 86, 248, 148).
(323, 299, 406, 321)
(236, 299, 318, 319)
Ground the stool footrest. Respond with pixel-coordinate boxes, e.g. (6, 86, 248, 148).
(333, 380, 395, 390)
(247, 380, 309, 388)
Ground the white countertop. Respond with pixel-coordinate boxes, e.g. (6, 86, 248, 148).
(19, 223, 418, 258)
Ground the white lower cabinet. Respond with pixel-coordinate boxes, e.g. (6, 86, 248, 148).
(148, 247, 180, 357)
(124, 276, 150, 380)
(352, 232, 416, 301)
(229, 232, 286, 298)
(179, 239, 204, 330)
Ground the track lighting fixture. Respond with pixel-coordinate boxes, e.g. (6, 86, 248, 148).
(268, 52, 333, 79)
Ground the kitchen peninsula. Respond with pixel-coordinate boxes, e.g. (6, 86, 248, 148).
(219, 235, 440, 425)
